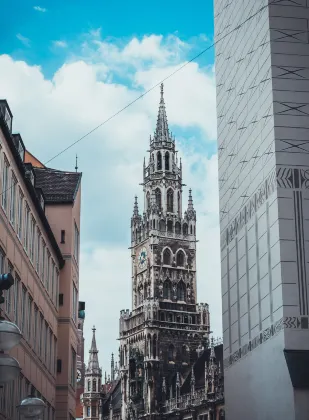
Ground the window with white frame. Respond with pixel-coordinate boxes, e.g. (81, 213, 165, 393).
(9, 173, 17, 226)
(46, 252, 50, 292)
(39, 313, 43, 357)
(27, 296, 32, 342)
(1, 157, 9, 212)
(49, 330, 53, 373)
(41, 241, 46, 284)
(23, 204, 30, 251)
(17, 189, 23, 240)
(35, 229, 41, 273)
(51, 261, 55, 302)
(29, 217, 35, 262)
(72, 283, 78, 323)
(44, 322, 48, 363)
(5, 261, 13, 315)
(87, 407, 90, 417)
(33, 305, 38, 351)
(54, 337, 57, 375)
(74, 222, 79, 264)
(55, 268, 59, 307)
(21, 285, 27, 334)
(14, 275, 20, 326)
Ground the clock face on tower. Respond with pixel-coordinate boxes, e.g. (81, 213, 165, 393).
(138, 247, 148, 270)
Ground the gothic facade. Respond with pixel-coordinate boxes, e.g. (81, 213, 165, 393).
(116, 85, 224, 419)
(81, 84, 225, 420)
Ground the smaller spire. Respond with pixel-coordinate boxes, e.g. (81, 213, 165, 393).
(133, 196, 139, 217)
(111, 353, 115, 381)
(75, 154, 78, 172)
(188, 189, 194, 209)
(86, 326, 101, 375)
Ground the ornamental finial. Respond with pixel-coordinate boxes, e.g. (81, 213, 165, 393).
(160, 83, 164, 102)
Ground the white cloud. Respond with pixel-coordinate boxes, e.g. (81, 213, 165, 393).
(0, 33, 221, 372)
(16, 34, 31, 47)
(34, 6, 47, 12)
(53, 40, 68, 48)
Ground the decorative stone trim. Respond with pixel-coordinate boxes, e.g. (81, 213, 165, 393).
(223, 316, 309, 369)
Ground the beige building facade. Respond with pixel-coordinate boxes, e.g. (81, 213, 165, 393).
(0, 99, 82, 419)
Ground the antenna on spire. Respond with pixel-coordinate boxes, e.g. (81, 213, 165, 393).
(75, 154, 78, 172)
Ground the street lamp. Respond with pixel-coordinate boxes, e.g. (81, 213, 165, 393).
(0, 273, 22, 384)
(17, 393, 46, 418)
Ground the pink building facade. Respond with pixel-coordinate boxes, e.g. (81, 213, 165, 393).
(0, 99, 82, 419)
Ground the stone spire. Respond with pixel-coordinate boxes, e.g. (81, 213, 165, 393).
(111, 353, 115, 381)
(87, 326, 100, 375)
(133, 196, 139, 217)
(154, 83, 170, 145)
(186, 188, 196, 221)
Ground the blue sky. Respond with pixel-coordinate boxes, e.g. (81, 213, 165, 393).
(1, 0, 214, 78)
(0, 0, 221, 374)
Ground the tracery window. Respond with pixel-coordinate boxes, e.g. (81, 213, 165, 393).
(177, 281, 186, 301)
(167, 188, 173, 212)
(176, 251, 185, 267)
(183, 223, 188, 235)
(92, 379, 97, 392)
(167, 220, 173, 232)
(165, 152, 170, 171)
(157, 152, 162, 170)
(163, 280, 171, 299)
(175, 222, 181, 234)
(163, 248, 171, 265)
(155, 188, 161, 210)
(159, 219, 165, 231)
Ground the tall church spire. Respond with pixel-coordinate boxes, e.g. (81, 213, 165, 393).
(87, 325, 100, 375)
(154, 83, 170, 145)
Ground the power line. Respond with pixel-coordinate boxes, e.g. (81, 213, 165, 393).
(1, 1, 273, 201)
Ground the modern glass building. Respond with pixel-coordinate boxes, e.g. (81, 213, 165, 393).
(214, 1, 309, 418)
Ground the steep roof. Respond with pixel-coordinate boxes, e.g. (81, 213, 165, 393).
(33, 167, 82, 204)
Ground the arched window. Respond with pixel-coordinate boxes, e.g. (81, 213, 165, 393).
(190, 225, 193, 234)
(178, 191, 181, 214)
(165, 152, 170, 171)
(159, 219, 165, 231)
(183, 223, 188, 235)
(157, 152, 162, 170)
(168, 344, 175, 361)
(155, 188, 161, 210)
(87, 407, 91, 417)
(177, 281, 186, 301)
(87, 380, 91, 392)
(167, 220, 173, 232)
(92, 379, 97, 392)
(153, 219, 156, 229)
(163, 248, 171, 265)
(176, 251, 185, 267)
(146, 192, 150, 210)
(175, 222, 181, 234)
(167, 189, 173, 212)
(163, 280, 171, 299)
(153, 335, 157, 358)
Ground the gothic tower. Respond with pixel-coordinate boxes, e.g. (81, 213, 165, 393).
(81, 326, 103, 420)
(119, 84, 210, 419)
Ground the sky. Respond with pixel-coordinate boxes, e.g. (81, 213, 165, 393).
(0, 0, 221, 376)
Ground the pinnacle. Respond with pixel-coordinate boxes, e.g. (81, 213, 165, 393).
(154, 83, 170, 144)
